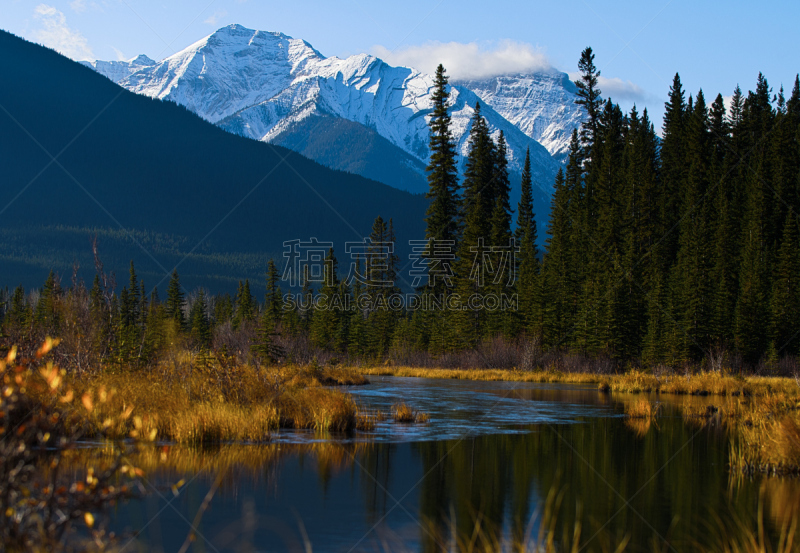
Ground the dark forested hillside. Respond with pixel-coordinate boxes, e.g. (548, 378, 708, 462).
(243, 114, 430, 195)
(0, 30, 427, 292)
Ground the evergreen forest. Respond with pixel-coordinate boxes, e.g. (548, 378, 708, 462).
(3, 48, 800, 375)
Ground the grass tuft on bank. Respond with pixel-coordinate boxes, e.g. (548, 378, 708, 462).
(43, 353, 373, 443)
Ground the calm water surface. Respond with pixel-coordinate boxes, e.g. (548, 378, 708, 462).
(108, 376, 800, 552)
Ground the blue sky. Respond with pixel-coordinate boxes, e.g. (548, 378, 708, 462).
(3, 0, 799, 129)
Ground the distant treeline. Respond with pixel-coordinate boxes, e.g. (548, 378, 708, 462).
(2, 48, 799, 373)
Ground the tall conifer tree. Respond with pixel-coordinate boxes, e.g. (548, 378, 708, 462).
(165, 270, 185, 329)
(424, 64, 460, 297)
(515, 148, 541, 337)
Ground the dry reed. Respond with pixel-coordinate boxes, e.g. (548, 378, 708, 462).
(391, 401, 430, 423)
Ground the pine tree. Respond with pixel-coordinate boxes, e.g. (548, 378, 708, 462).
(424, 64, 461, 297)
(515, 148, 538, 249)
(578, 101, 625, 354)
(141, 286, 166, 363)
(5, 286, 31, 338)
(365, 216, 398, 355)
(708, 95, 737, 346)
(489, 131, 512, 244)
(310, 248, 340, 349)
(735, 162, 770, 362)
(367, 216, 389, 292)
(770, 212, 800, 356)
(642, 271, 669, 365)
(574, 47, 603, 154)
(299, 267, 314, 332)
(117, 262, 145, 363)
(734, 74, 776, 362)
(126, 262, 141, 329)
(572, 50, 602, 318)
(670, 90, 713, 360)
(769, 81, 800, 246)
(515, 148, 541, 337)
(348, 258, 368, 356)
(614, 106, 656, 358)
(454, 103, 497, 346)
(165, 270, 185, 329)
(335, 279, 354, 354)
(189, 289, 211, 349)
(34, 271, 60, 333)
(253, 259, 287, 364)
(88, 274, 112, 356)
(486, 132, 514, 337)
(460, 102, 496, 243)
(542, 132, 583, 348)
(386, 218, 400, 294)
(264, 259, 283, 329)
(233, 280, 256, 329)
(660, 74, 688, 265)
(281, 291, 302, 338)
(213, 293, 234, 326)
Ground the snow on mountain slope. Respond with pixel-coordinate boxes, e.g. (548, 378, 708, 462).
(88, 24, 564, 194)
(215, 50, 559, 191)
(456, 72, 584, 161)
(119, 25, 324, 123)
(81, 54, 156, 83)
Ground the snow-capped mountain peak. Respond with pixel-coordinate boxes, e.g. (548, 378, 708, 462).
(85, 25, 583, 197)
(112, 24, 325, 124)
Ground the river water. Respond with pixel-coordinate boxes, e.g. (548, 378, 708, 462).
(108, 376, 800, 552)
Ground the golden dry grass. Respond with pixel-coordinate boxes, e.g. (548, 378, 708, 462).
(599, 371, 800, 398)
(391, 402, 429, 423)
(669, 391, 800, 474)
(622, 399, 661, 438)
(609, 377, 800, 473)
(363, 366, 604, 384)
(363, 366, 799, 399)
(728, 412, 800, 475)
(600, 370, 754, 396)
(55, 357, 371, 444)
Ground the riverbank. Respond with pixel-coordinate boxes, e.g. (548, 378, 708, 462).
(361, 366, 800, 474)
(362, 365, 799, 396)
(24, 351, 380, 444)
(7, 345, 799, 552)
(362, 366, 605, 384)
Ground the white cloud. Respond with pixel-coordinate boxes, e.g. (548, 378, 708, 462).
(204, 10, 228, 25)
(568, 72, 650, 104)
(111, 46, 127, 62)
(372, 40, 553, 81)
(32, 4, 94, 61)
(376, 40, 653, 105)
(70, 0, 86, 13)
(597, 76, 649, 103)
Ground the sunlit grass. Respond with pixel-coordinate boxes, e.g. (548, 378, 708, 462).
(49, 356, 372, 443)
(363, 366, 604, 384)
(391, 401, 429, 423)
(601, 370, 755, 396)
